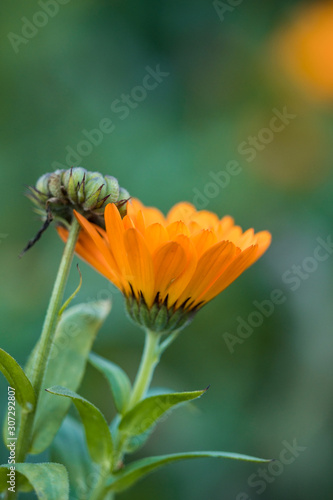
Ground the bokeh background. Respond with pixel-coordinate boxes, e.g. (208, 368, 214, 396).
(1, 0, 333, 498)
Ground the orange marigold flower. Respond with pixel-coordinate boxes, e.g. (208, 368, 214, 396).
(58, 199, 271, 333)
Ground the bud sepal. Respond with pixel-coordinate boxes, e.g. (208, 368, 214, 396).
(27, 167, 130, 229)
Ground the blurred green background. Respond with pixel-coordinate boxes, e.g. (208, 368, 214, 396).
(1, 0, 333, 498)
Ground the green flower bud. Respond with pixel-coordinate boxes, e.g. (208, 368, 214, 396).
(35, 173, 52, 196)
(118, 187, 130, 201)
(83, 184, 104, 211)
(104, 176, 119, 202)
(117, 187, 130, 217)
(27, 167, 130, 229)
(61, 169, 71, 189)
(48, 170, 64, 198)
(64, 167, 87, 203)
(72, 167, 87, 185)
(84, 172, 105, 199)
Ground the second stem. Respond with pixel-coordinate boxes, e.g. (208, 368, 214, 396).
(127, 329, 161, 410)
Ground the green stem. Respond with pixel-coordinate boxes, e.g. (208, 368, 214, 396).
(15, 219, 80, 465)
(89, 330, 161, 500)
(88, 467, 111, 500)
(158, 328, 181, 355)
(127, 329, 161, 410)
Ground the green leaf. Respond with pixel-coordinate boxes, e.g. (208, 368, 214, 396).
(0, 462, 69, 499)
(0, 462, 32, 493)
(50, 416, 93, 496)
(46, 386, 114, 470)
(123, 428, 152, 454)
(121, 388, 177, 454)
(30, 300, 111, 455)
(107, 451, 272, 493)
(119, 389, 207, 439)
(89, 352, 131, 414)
(0, 348, 36, 412)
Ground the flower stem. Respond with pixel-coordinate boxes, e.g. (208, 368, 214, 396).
(15, 218, 80, 465)
(88, 467, 111, 500)
(127, 329, 161, 410)
(89, 330, 161, 500)
(89, 329, 168, 500)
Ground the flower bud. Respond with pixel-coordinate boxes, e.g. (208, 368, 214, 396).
(64, 167, 87, 203)
(118, 187, 130, 201)
(117, 187, 130, 217)
(48, 171, 63, 198)
(35, 173, 52, 196)
(27, 167, 130, 229)
(104, 176, 119, 203)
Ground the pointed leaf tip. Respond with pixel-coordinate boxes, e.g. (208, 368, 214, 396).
(106, 451, 272, 493)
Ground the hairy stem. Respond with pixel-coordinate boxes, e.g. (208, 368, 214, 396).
(15, 219, 80, 466)
(127, 329, 161, 409)
(89, 330, 165, 500)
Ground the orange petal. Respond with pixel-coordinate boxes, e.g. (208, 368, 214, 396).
(222, 225, 243, 245)
(126, 198, 144, 220)
(216, 216, 235, 240)
(188, 221, 202, 235)
(74, 210, 115, 267)
(135, 210, 146, 235)
(191, 229, 218, 258)
(236, 228, 255, 250)
(127, 198, 165, 226)
(104, 204, 132, 288)
(141, 206, 166, 226)
(145, 223, 169, 254)
(189, 210, 220, 229)
(123, 215, 135, 230)
(254, 231, 272, 259)
(167, 235, 198, 306)
(166, 221, 190, 239)
(166, 202, 197, 224)
(124, 228, 155, 307)
(152, 242, 187, 301)
(199, 245, 259, 304)
(178, 241, 237, 306)
(57, 226, 123, 290)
